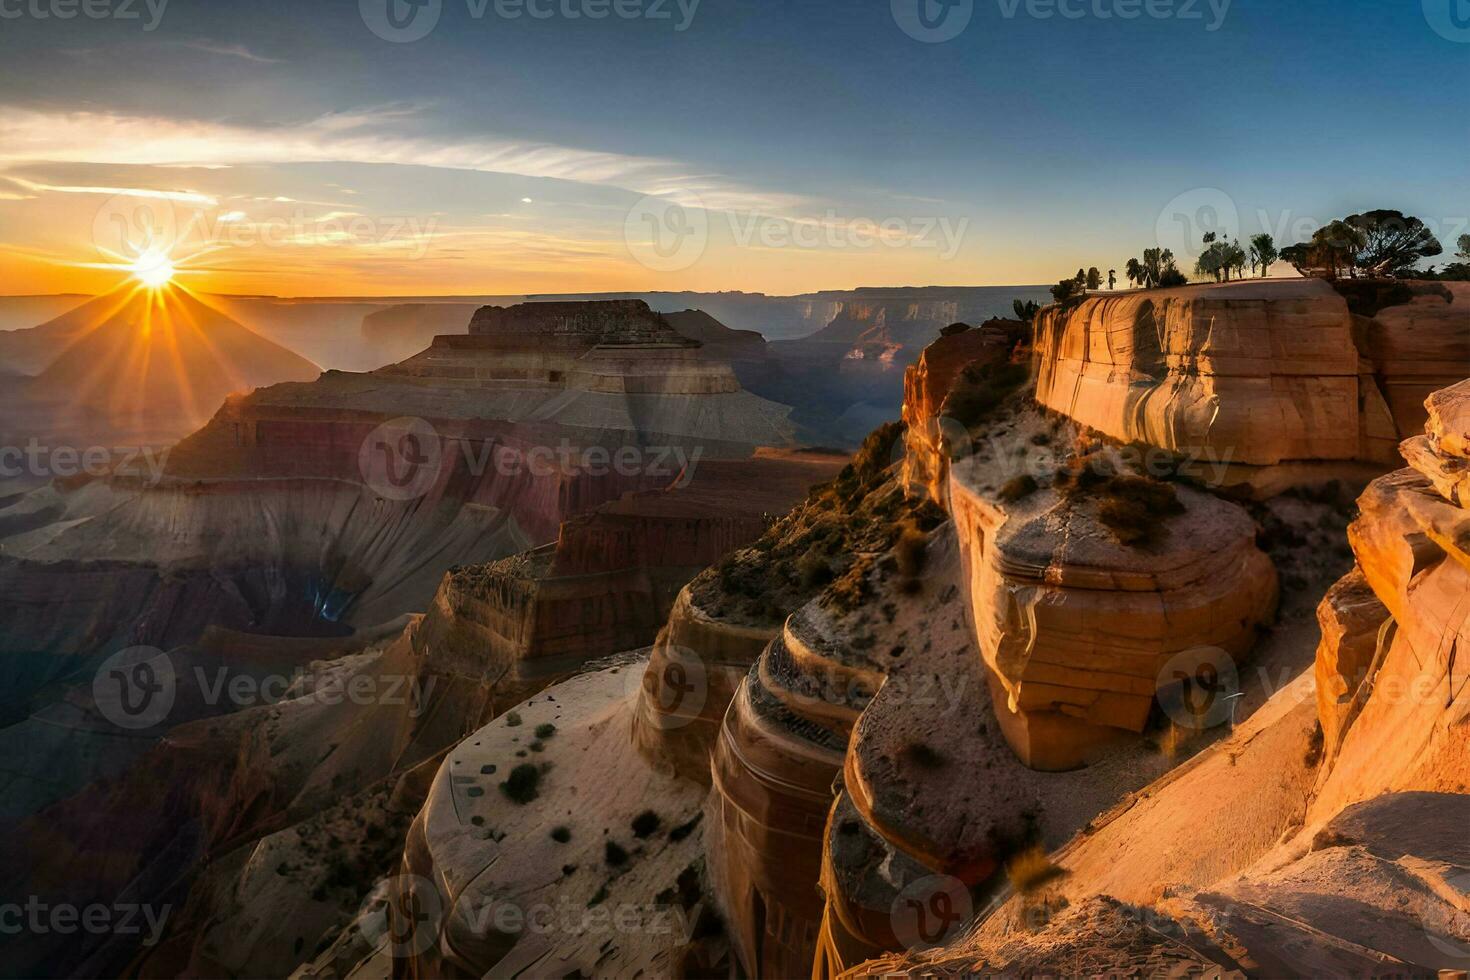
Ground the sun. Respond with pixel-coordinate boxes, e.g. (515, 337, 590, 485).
(130, 248, 177, 289)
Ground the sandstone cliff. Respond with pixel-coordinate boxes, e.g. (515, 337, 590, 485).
(1032, 278, 1467, 493)
(853, 378, 1470, 977)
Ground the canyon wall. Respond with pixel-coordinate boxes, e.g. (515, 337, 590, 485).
(861, 378, 1470, 977)
(1032, 278, 1467, 492)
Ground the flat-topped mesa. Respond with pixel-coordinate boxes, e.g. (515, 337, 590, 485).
(467, 299, 701, 349)
(383, 300, 746, 397)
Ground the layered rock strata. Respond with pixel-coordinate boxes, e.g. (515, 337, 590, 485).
(856, 379, 1470, 977)
(947, 429, 1278, 769)
(1032, 278, 1468, 491)
(901, 319, 1022, 503)
(0, 300, 798, 702)
(415, 453, 844, 719)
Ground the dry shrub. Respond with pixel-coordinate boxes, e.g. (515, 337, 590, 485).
(894, 521, 928, 578)
(1056, 456, 1184, 548)
(1006, 845, 1068, 895)
(998, 474, 1038, 503)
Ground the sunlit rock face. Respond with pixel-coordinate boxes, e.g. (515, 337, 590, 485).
(900, 320, 1023, 504)
(1312, 377, 1470, 817)
(704, 608, 858, 978)
(1353, 281, 1470, 435)
(947, 453, 1278, 770)
(853, 380, 1470, 979)
(1032, 278, 1469, 493)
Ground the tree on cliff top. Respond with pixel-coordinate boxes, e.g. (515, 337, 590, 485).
(1284, 212, 1441, 279)
(1349, 210, 1442, 277)
(1107, 269, 1117, 290)
(1086, 267, 1103, 291)
(1012, 299, 1041, 323)
(1125, 258, 1144, 288)
(1124, 249, 1181, 289)
(1051, 278, 1081, 303)
(1250, 234, 1279, 278)
(1282, 220, 1365, 279)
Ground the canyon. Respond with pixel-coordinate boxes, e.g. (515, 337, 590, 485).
(3, 278, 1467, 979)
(0, 299, 838, 977)
(293, 277, 1470, 980)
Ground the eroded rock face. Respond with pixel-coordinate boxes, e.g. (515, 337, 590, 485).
(1032, 279, 1469, 493)
(1034, 279, 1362, 467)
(1361, 285, 1470, 438)
(468, 298, 699, 348)
(858, 379, 1470, 979)
(0, 301, 799, 701)
(946, 441, 1278, 770)
(901, 320, 1022, 503)
(384, 659, 713, 980)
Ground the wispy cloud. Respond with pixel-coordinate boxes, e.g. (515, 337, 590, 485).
(0, 107, 805, 216)
(176, 40, 282, 64)
(3, 176, 218, 206)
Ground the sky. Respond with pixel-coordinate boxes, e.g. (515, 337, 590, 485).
(0, 0, 1465, 296)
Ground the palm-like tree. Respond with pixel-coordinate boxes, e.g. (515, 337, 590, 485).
(1125, 258, 1143, 288)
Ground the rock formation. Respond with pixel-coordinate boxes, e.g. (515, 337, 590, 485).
(853, 377, 1470, 977)
(0, 300, 823, 977)
(1032, 278, 1468, 494)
